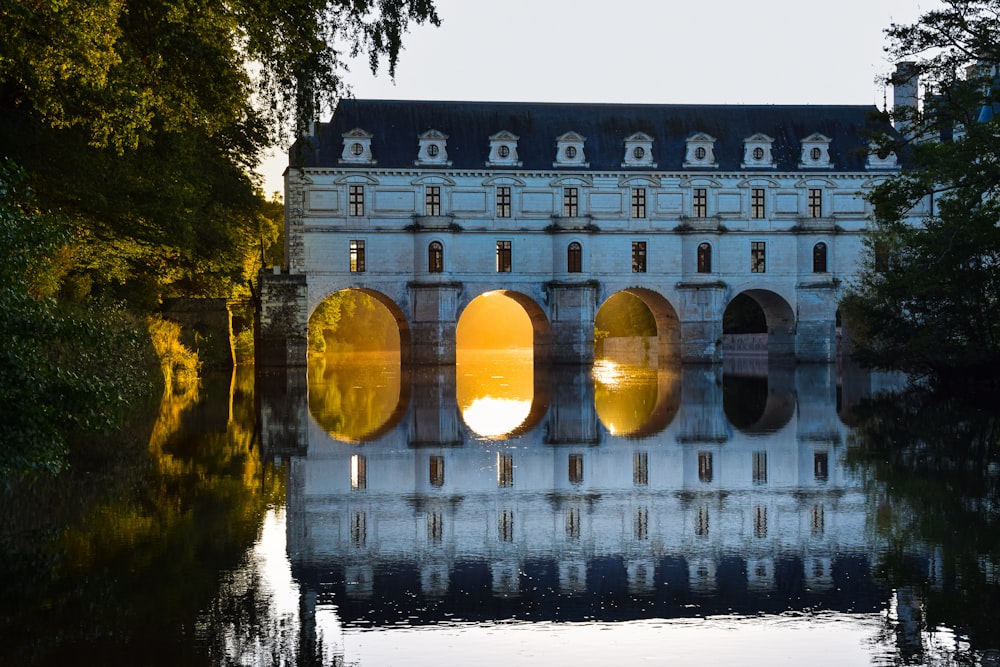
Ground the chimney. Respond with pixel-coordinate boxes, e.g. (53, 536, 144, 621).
(892, 62, 919, 136)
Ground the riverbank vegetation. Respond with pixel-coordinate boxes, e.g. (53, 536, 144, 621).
(842, 0, 1000, 385)
(0, 0, 439, 477)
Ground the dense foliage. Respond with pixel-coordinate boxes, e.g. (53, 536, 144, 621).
(0, 163, 158, 476)
(0, 1, 438, 474)
(841, 0, 1000, 382)
(0, 0, 438, 301)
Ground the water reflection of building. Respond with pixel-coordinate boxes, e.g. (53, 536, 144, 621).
(277, 363, 891, 626)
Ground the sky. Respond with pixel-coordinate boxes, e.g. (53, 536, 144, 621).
(257, 0, 938, 194)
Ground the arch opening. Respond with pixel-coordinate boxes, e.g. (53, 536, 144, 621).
(306, 289, 409, 442)
(595, 289, 680, 366)
(723, 289, 796, 366)
(455, 291, 549, 439)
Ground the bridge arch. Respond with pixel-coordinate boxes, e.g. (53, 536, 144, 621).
(724, 288, 796, 360)
(457, 289, 553, 363)
(309, 287, 413, 363)
(598, 287, 681, 364)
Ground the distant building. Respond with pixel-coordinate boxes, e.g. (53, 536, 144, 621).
(267, 88, 914, 365)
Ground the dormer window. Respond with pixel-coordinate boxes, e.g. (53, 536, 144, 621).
(799, 133, 832, 168)
(416, 129, 450, 166)
(623, 132, 656, 168)
(742, 133, 775, 168)
(684, 133, 718, 168)
(341, 128, 374, 164)
(487, 131, 522, 167)
(554, 131, 588, 168)
(866, 143, 900, 170)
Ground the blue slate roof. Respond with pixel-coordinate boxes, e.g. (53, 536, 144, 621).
(292, 99, 889, 172)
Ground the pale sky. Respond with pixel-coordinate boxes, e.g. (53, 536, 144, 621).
(258, 0, 937, 194)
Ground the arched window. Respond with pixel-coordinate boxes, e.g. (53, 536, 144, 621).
(567, 241, 582, 273)
(428, 241, 444, 273)
(697, 242, 712, 273)
(813, 242, 827, 273)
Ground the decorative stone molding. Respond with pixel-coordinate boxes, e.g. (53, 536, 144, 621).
(415, 129, 451, 166)
(683, 133, 718, 168)
(741, 133, 775, 169)
(799, 133, 833, 169)
(554, 131, 589, 168)
(622, 132, 656, 168)
(865, 143, 899, 170)
(487, 131, 522, 167)
(340, 128, 375, 164)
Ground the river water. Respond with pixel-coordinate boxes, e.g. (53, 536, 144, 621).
(3, 352, 999, 666)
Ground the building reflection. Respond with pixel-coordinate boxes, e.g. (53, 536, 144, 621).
(277, 361, 894, 631)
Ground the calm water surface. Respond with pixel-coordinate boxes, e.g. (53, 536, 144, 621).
(3, 353, 999, 666)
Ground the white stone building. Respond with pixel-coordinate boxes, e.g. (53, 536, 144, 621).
(267, 97, 908, 365)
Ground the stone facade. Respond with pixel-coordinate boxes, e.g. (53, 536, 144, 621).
(270, 99, 915, 365)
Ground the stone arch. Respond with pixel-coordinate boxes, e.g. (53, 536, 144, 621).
(310, 287, 412, 364)
(726, 289, 796, 360)
(457, 289, 553, 363)
(598, 287, 682, 364)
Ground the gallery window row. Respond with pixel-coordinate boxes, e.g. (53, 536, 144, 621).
(346, 239, 831, 275)
(344, 185, 829, 220)
(348, 450, 829, 493)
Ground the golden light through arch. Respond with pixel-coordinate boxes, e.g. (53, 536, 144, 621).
(456, 291, 535, 439)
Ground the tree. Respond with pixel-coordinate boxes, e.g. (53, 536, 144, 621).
(0, 0, 440, 301)
(841, 0, 1000, 383)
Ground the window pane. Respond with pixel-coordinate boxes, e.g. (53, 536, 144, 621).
(350, 240, 365, 272)
(813, 242, 827, 273)
(496, 240, 512, 272)
(697, 242, 712, 273)
(631, 187, 646, 218)
(751, 188, 765, 219)
(567, 241, 582, 273)
(349, 185, 364, 216)
(497, 186, 511, 218)
(425, 185, 441, 216)
(693, 188, 707, 217)
(751, 241, 766, 273)
(632, 241, 647, 273)
(563, 187, 579, 217)
(428, 241, 443, 273)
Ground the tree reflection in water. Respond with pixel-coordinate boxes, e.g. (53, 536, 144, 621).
(846, 386, 1000, 663)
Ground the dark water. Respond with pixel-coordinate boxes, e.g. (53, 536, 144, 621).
(3, 355, 999, 666)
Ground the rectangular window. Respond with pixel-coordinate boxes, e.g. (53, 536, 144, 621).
(751, 188, 765, 219)
(496, 240, 512, 273)
(752, 451, 767, 485)
(563, 187, 579, 217)
(631, 187, 646, 218)
(634, 507, 649, 541)
(351, 511, 366, 545)
(348, 184, 364, 216)
(349, 240, 365, 272)
(497, 453, 514, 488)
(429, 455, 444, 487)
(566, 506, 581, 539)
(753, 506, 768, 538)
(632, 241, 647, 273)
(497, 186, 511, 218)
(351, 454, 366, 490)
(633, 452, 648, 486)
(428, 511, 443, 543)
(568, 453, 583, 485)
(695, 505, 709, 536)
(693, 188, 707, 217)
(698, 451, 713, 483)
(499, 509, 514, 542)
(811, 504, 825, 536)
(808, 188, 822, 217)
(425, 185, 441, 216)
(814, 451, 829, 482)
(751, 241, 766, 273)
